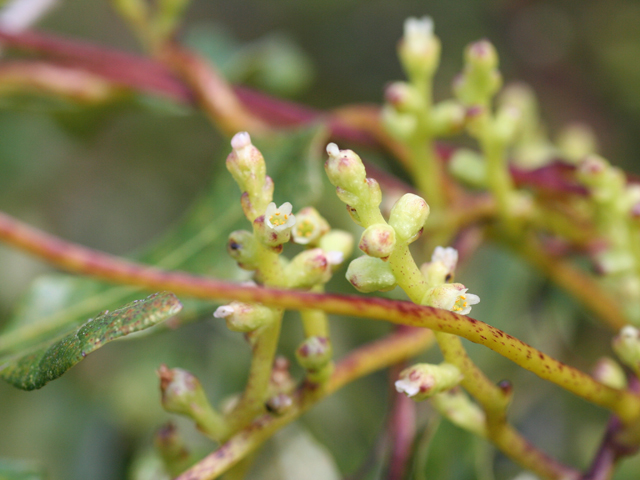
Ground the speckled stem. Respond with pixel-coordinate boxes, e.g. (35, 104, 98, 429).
(0, 211, 638, 423)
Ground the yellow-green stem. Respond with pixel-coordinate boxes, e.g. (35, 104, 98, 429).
(300, 285, 330, 338)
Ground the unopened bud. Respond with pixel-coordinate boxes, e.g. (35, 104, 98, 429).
(319, 230, 354, 269)
(388, 193, 430, 243)
(576, 155, 608, 185)
(265, 393, 293, 415)
(381, 105, 418, 141)
(466, 39, 499, 71)
(213, 301, 275, 332)
(448, 149, 487, 188)
(155, 422, 190, 476)
(613, 326, 640, 374)
(422, 246, 458, 286)
(346, 255, 397, 293)
(325, 143, 367, 194)
(395, 362, 462, 401)
(296, 336, 333, 371)
(431, 388, 487, 437)
(158, 365, 226, 438)
(292, 207, 330, 245)
(384, 82, 421, 113)
(359, 223, 396, 259)
(454, 40, 502, 106)
(494, 105, 522, 144)
(398, 16, 441, 82)
(430, 100, 466, 136)
(284, 248, 331, 289)
(227, 132, 267, 196)
(556, 123, 598, 163)
(227, 230, 260, 270)
(592, 357, 627, 390)
(422, 283, 480, 315)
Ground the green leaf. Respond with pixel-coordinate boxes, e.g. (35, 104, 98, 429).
(0, 459, 45, 480)
(0, 126, 323, 357)
(0, 292, 182, 390)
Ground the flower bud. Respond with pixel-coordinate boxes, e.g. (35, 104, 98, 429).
(592, 357, 627, 390)
(158, 365, 226, 438)
(422, 283, 480, 315)
(284, 248, 331, 289)
(448, 149, 487, 188)
(227, 230, 259, 270)
(325, 143, 367, 194)
(430, 100, 466, 136)
(494, 105, 522, 144)
(613, 326, 640, 373)
(254, 202, 296, 247)
(381, 105, 418, 141)
(155, 423, 191, 476)
(422, 246, 459, 286)
(576, 155, 608, 186)
(359, 223, 396, 259)
(388, 193, 430, 243)
(346, 255, 397, 293)
(292, 207, 330, 245)
(384, 81, 421, 113)
(318, 230, 354, 269)
(296, 336, 333, 371)
(265, 393, 293, 415)
(431, 388, 487, 437)
(226, 132, 267, 196)
(213, 301, 275, 332)
(556, 123, 598, 164)
(398, 16, 441, 82)
(454, 40, 502, 106)
(395, 362, 462, 401)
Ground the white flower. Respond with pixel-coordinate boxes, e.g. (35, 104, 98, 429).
(264, 202, 296, 232)
(423, 283, 480, 315)
(432, 246, 458, 276)
(230, 131, 251, 150)
(213, 305, 235, 318)
(404, 16, 434, 44)
(395, 377, 422, 398)
(325, 251, 344, 266)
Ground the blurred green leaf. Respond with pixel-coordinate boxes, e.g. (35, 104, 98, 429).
(0, 459, 45, 480)
(0, 126, 324, 356)
(0, 292, 182, 390)
(184, 24, 314, 97)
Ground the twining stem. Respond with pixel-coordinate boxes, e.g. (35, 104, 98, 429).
(0, 211, 638, 423)
(175, 327, 436, 480)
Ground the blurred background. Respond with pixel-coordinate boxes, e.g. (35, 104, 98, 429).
(2, 0, 640, 479)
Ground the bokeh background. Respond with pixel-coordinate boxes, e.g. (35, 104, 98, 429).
(2, 0, 640, 479)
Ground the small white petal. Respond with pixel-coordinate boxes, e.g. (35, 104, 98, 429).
(278, 202, 293, 215)
(326, 142, 340, 157)
(231, 131, 251, 150)
(465, 293, 481, 305)
(459, 307, 472, 315)
(621, 325, 640, 339)
(213, 305, 235, 318)
(395, 378, 420, 397)
(404, 16, 434, 39)
(326, 251, 344, 265)
(432, 246, 458, 274)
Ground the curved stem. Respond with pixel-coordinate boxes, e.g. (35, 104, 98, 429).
(176, 327, 436, 480)
(0, 211, 638, 422)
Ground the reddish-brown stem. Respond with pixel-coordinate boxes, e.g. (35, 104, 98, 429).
(386, 362, 417, 480)
(0, 210, 637, 424)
